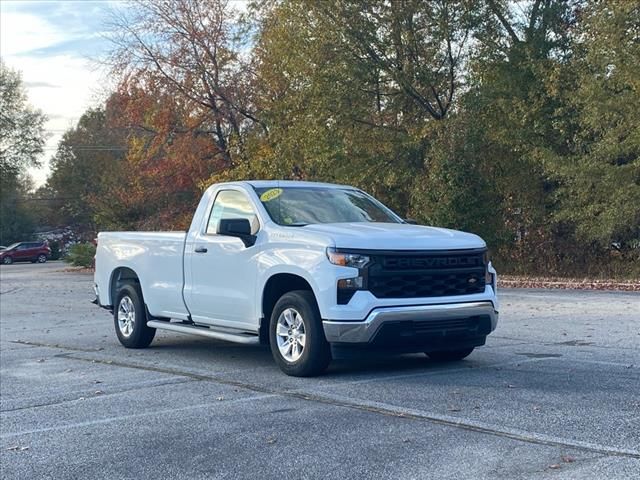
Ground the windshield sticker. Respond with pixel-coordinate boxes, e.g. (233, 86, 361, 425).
(260, 188, 283, 202)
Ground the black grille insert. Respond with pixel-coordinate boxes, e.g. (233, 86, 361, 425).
(370, 315, 492, 347)
(366, 249, 486, 299)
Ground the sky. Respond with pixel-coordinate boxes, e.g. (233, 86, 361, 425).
(0, 0, 114, 187)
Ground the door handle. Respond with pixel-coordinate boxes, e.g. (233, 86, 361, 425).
(194, 247, 208, 253)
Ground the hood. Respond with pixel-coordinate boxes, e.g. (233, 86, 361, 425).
(300, 222, 486, 251)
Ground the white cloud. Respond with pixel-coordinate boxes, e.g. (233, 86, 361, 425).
(0, 11, 67, 56)
(1, 2, 109, 188)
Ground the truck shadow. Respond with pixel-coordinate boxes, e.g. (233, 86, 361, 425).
(149, 335, 466, 377)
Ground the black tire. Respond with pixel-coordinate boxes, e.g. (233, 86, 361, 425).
(269, 290, 331, 377)
(114, 283, 156, 348)
(2, 256, 13, 265)
(426, 347, 474, 361)
(37, 254, 47, 263)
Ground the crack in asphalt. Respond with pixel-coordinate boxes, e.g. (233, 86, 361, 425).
(492, 335, 640, 351)
(0, 287, 22, 295)
(25, 349, 639, 461)
(8, 340, 105, 353)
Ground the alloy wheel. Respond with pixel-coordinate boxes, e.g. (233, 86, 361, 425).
(276, 307, 306, 363)
(117, 295, 136, 337)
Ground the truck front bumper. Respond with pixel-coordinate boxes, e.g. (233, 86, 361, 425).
(322, 301, 498, 345)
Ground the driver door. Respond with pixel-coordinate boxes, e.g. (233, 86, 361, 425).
(186, 189, 261, 331)
(14, 244, 31, 261)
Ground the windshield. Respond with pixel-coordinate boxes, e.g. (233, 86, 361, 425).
(4, 243, 20, 250)
(253, 186, 402, 226)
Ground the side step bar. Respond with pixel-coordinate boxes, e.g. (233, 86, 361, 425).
(147, 320, 259, 345)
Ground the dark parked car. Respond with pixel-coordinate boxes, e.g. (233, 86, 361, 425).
(0, 242, 51, 264)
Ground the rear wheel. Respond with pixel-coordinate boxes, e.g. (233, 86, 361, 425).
(37, 254, 47, 263)
(269, 290, 331, 377)
(2, 256, 13, 265)
(425, 347, 474, 361)
(114, 283, 156, 348)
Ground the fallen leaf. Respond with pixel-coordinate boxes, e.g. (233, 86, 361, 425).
(216, 396, 224, 401)
(94, 390, 104, 395)
(6, 446, 20, 451)
(266, 436, 277, 444)
(447, 407, 462, 412)
(561, 455, 575, 463)
(36, 359, 45, 363)
(93, 380, 103, 384)
(507, 384, 516, 389)
(549, 464, 561, 469)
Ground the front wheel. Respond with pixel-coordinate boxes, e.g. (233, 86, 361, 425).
(2, 256, 13, 265)
(425, 347, 474, 361)
(269, 290, 331, 377)
(114, 283, 156, 348)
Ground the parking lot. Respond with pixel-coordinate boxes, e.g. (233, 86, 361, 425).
(1, 262, 638, 479)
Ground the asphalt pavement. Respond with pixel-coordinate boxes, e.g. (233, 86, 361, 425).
(1, 262, 639, 479)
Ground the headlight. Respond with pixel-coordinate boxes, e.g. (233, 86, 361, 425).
(326, 248, 370, 269)
(484, 252, 494, 286)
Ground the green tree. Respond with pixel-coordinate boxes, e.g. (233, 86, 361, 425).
(0, 61, 47, 244)
(553, 0, 640, 249)
(219, 0, 478, 214)
(456, 0, 582, 271)
(46, 107, 126, 232)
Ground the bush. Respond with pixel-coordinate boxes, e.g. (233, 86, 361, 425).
(65, 243, 96, 268)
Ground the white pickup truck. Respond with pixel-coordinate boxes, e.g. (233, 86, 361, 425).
(94, 181, 499, 376)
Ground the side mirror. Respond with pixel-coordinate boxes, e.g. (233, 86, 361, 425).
(404, 218, 418, 225)
(218, 218, 256, 247)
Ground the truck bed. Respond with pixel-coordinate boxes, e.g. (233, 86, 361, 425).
(95, 231, 189, 319)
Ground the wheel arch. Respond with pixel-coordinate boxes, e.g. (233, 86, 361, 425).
(260, 273, 317, 344)
(109, 266, 142, 307)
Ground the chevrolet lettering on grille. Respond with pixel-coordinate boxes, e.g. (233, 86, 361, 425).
(382, 256, 483, 269)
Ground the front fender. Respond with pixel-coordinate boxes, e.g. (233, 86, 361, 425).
(256, 247, 355, 319)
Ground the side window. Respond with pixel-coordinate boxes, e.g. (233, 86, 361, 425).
(206, 190, 259, 235)
(17, 244, 27, 250)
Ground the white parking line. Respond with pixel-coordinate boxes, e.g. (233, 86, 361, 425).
(0, 394, 276, 439)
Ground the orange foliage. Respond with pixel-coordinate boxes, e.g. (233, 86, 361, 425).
(100, 75, 227, 230)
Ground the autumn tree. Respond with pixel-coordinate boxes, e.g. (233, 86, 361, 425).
(105, 0, 262, 166)
(91, 76, 226, 230)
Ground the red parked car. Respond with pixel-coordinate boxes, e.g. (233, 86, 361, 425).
(0, 242, 51, 265)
